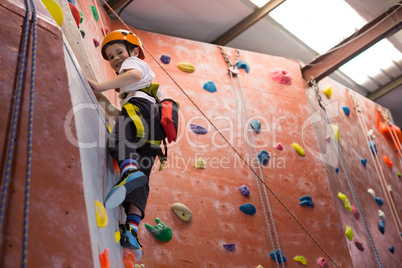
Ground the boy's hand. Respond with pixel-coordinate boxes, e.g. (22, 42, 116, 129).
(87, 78, 102, 93)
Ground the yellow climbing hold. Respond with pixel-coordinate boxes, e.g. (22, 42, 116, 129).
(114, 230, 121, 243)
(292, 143, 305, 156)
(331, 124, 339, 141)
(177, 62, 195, 73)
(95, 200, 108, 228)
(293, 255, 307, 265)
(41, 0, 64, 27)
(134, 264, 145, 268)
(256, 266, 264, 268)
(194, 157, 206, 169)
(345, 225, 354, 241)
(338, 192, 352, 212)
(171, 203, 193, 221)
(323, 85, 332, 99)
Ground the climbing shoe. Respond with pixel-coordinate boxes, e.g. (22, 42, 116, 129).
(104, 169, 147, 209)
(120, 224, 143, 261)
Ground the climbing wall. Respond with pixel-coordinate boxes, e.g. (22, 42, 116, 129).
(1, 0, 401, 267)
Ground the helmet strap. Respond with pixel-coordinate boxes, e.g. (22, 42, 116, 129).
(125, 42, 131, 57)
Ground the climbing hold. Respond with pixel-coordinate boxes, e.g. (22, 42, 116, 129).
(351, 205, 360, 220)
(377, 119, 401, 152)
(276, 143, 283, 151)
(250, 120, 261, 133)
(145, 218, 172, 242)
(160, 54, 171, 64)
(325, 135, 331, 142)
(67, 0, 76, 5)
(378, 209, 386, 222)
(80, 30, 85, 39)
(269, 68, 292, 85)
(235, 60, 250, 73)
(338, 192, 352, 212)
(330, 124, 339, 142)
(323, 85, 332, 99)
(238, 184, 251, 196)
(99, 248, 110, 268)
(368, 188, 375, 199)
(203, 81, 217, 93)
(134, 265, 145, 268)
(361, 159, 367, 167)
(223, 243, 236, 251)
(369, 141, 377, 155)
(293, 255, 307, 265)
(367, 129, 376, 140)
(68, 1, 80, 27)
(79, 11, 83, 24)
(194, 157, 206, 169)
(375, 197, 383, 206)
(256, 266, 263, 268)
(342, 106, 350, 116)
(383, 155, 393, 170)
(190, 123, 208, 134)
(93, 38, 100, 47)
(95, 200, 108, 228)
(335, 167, 339, 173)
(257, 150, 270, 165)
(112, 158, 120, 173)
(389, 246, 395, 254)
(299, 195, 314, 207)
(397, 171, 401, 177)
(345, 225, 354, 241)
(91, 5, 99, 22)
(41, 0, 64, 27)
(378, 220, 385, 234)
(102, 26, 109, 35)
(354, 239, 364, 251)
(239, 203, 256, 215)
(177, 62, 195, 73)
(292, 143, 305, 156)
(123, 248, 136, 268)
(114, 230, 121, 243)
(387, 185, 392, 193)
(269, 249, 287, 263)
(317, 257, 328, 268)
(171, 203, 192, 222)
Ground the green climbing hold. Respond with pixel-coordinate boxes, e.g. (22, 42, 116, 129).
(91, 6, 99, 22)
(345, 225, 354, 241)
(293, 255, 307, 265)
(397, 171, 401, 177)
(338, 192, 352, 212)
(145, 217, 172, 242)
(79, 11, 83, 24)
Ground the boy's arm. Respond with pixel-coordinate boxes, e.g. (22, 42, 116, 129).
(87, 69, 142, 93)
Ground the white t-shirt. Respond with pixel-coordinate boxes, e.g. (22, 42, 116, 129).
(118, 57, 156, 105)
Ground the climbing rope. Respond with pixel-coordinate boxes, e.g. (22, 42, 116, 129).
(349, 92, 402, 240)
(219, 47, 284, 267)
(310, 78, 383, 268)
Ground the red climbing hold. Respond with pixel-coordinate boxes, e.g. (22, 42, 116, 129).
(383, 155, 393, 170)
(93, 38, 100, 47)
(123, 248, 136, 268)
(317, 257, 328, 268)
(351, 205, 360, 220)
(68, 2, 80, 27)
(354, 239, 364, 251)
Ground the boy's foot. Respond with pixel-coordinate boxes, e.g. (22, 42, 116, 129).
(104, 169, 147, 209)
(121, 224, 143, 261)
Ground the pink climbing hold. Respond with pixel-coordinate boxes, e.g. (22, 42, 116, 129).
(276, 143, 283, 150)
(354, 239, 364, 251)
(317, 257, 328, 268)
(325, 135, 331, 142)
(351, 205, 360, 220)
(93, 38, 100, 47)
(269, 68, 292, 85)
(102, 26, 109, 36)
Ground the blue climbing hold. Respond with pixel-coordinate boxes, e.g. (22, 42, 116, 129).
(160, 54, 171, 64)
(369, 141, 377, 155)
(389, 246, 395, 254)
(235, 60, 250, 73)
(335, 167, 339, 173)
(239, 203, 256, 215)
(270, 249, 287, 263)
(223, 243, 235, 251)
(203, 81, 217, 93)
(361, 159, 367, 167)
(342, 106, 350, 116)
(258, 150, 270, 165)
(379, 220, 385, 234)
(190, 123, 207, 135)
(375, 197, 384, 206)
(250, 120, 261, 133)
(299, 196, 314, 207)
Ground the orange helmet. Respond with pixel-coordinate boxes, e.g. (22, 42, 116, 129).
(101, 29, 145, 60)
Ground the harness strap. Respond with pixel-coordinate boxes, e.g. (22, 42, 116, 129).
(122, 102, 145, 139)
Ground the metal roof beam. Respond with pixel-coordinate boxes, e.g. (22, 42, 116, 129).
(367, 74, 402, 101)
(103, 0, 129, 15)
(212, 0, 286, 45)
(302, 3, 402, 85)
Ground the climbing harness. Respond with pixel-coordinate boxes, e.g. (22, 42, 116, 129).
(349, 91, 402, 240)
(310, 78, 383, 268)
(219, 46, 285, 267)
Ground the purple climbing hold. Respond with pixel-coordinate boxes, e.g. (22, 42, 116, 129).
(203, 81, 217, 93)
(238, 184, 250, 196)
(258, 150, 270, 165)
(317, 257, 328, 268)
(354, 239, 364, 251)
(379, 220, 385, 234)
(375, 197, 384, 206)
(351, 205, 360, 220)
(223, 243, 235, 251)
(190, 123, 207, 135)
(361, 159, 367, 167)
(239, 203, 256, 215)
(160, 54, 171, 64)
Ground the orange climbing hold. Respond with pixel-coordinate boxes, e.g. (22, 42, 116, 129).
(377, 112, 402, 152)
(123, 248, 136, 268)
(383, 155, 393, 170)
(99, 248, 110, 268)
(113, 158, 120, 173)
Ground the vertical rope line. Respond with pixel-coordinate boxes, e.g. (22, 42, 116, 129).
(93, 0, 106, 36)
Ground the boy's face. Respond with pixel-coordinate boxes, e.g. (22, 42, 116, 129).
(105, 43, 139, 73)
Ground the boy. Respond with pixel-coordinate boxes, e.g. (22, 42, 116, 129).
(87, 30, 162, 261)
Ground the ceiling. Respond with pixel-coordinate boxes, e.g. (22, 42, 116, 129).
(105, 0, 402, 126)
